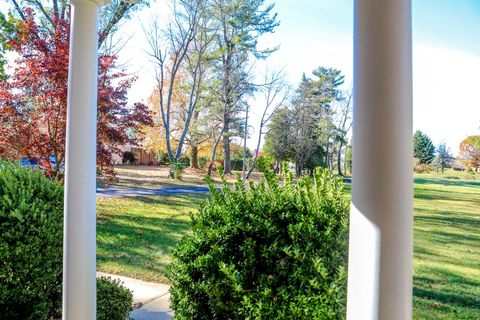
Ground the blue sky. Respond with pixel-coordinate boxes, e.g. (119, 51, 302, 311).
(414, 0, 480, 55)
(246, 0, 480, 154)
(1, 0, 479, 154)
(120, 0, 480, 153)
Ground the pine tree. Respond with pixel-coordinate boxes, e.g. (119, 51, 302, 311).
(413, 130, 435, 164)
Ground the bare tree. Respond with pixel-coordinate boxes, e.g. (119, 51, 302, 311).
(246, 70, 289, 179)
(333, 91, 352, 176)
(145, 0, 213, 177)
(9, 0, 146, 48)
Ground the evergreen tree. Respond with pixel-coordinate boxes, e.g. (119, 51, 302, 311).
(413, 130, 435, 164)
(209, 0, 280, 174)
(432, 142, 453, 173)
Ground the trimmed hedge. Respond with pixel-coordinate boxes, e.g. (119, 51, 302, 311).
(0, 161, 133, 319)
(168, 167, 349, 319)
(97, 276, 134, 320)
(0, 161, 64, 319)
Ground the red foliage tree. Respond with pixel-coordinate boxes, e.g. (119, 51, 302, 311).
(0, 9, 152, 178)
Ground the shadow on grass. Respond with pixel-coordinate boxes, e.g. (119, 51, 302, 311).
(96, 196, 202, 282)
(414, 177, 480, 188)
(414, 187, 479, 203)
(133, 194, 208, 208)
(414, 214, 479, 235)
(414, 269, 480, 310)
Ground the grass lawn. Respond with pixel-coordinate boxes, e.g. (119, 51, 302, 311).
(413, 175, 480, 319)
(96, 194, 206, 283)
(96, 170, 480, 318)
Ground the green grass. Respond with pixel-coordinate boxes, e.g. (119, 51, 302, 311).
(96, 174, 480, 318)
(96, 194, 206, 283)
(413, 176, 480, 319)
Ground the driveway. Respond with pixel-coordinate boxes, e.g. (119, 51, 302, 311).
(97, 185, 210, 198)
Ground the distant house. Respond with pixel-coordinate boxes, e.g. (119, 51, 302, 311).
(112, 144, 156, 165)
(452, 158, 467, 171)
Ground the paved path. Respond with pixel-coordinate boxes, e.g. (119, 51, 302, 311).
(97, 185, 210, 198)
(97, 272, 172, 320)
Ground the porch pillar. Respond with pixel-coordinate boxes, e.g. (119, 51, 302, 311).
(63, 0, 105, 319)
(347, 0, 413, 319)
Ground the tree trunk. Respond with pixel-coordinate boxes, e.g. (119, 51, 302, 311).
(337, 142, 344, 176)
(191, 145, 199, 169)
(247, 119, 263, 179)
(223, 134, 231, 174)
(242, 106, 249, 180)
(324, 143, 329, 169)
(295, 160, 302, 177)
(208, 128, 225, 175)
(168, 166, 175, 179)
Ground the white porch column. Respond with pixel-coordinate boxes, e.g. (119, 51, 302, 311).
(63, 0, 105, 319)
(347, 0, 413, 319)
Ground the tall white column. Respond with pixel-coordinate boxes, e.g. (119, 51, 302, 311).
(347, 0, 413, 319)
(63, 1, 104, 319)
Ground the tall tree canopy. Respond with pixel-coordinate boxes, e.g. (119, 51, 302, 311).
(145, 0, 215, 177)
(209, 0, 280, 174)
(459, 135, 480, 172)
(432, 142, 453, 173)
(264, 67, 345, 176)
(0, 10, 152, 177)
(413, 130, 435, 164)
(0, 12, 19, 80)
(5, 0, 148, 48)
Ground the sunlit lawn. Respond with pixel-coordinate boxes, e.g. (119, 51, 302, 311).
(412, 175, 480, 319)
(96, 171, 480, 318)
(96, 194, 206, 283)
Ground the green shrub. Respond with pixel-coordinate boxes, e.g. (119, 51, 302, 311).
(0, 161, 134, 319)
(97, 277, 134, 320)
(168, 166, 349, 319)
(170, 159, 186, 180)
(123, 151, 136, 164)
(156, 151, 170, 165)
(178, 156, 191, 168)
(230, 157, 245, 171)
(0, 161, 64, 319)
(255, 154, 275, 172)
(198, 156, 208, 169)
(414, 163, 432, 173)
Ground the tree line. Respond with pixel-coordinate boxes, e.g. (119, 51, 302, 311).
(0, 0, 354, 179)
(0, 1, 152, 178)
(413, 130, 480, 173)
(139, 0, 355, 178)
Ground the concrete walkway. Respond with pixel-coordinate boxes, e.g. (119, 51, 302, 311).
(96, 185, 210, 198)
(96, 272, 172, 320)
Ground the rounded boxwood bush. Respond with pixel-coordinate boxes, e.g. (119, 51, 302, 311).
(168, 167, 349, 319)
(0, 161, 64, 319)
(97, 276, 134, 320)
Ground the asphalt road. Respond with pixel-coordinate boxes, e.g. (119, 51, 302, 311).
(97, 177, 351, 198)
(96, 185, 210, 198)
